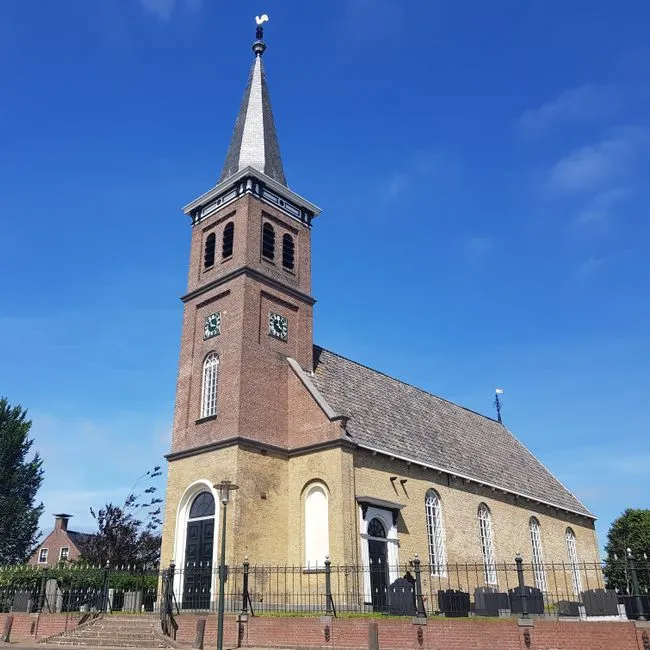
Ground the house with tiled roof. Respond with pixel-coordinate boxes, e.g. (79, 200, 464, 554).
(28, 514, 92, 566)
(159, 21, 599, 610)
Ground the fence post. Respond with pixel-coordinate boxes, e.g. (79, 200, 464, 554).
(241, 557, 250, 615)
(37, 568, 48, 612)
(515, 553, 529, 619)
(324, 556, 336, 616)
(413, 554, 426, 618)
(627, 548, 646, 621)
(102, 561, 111, 613)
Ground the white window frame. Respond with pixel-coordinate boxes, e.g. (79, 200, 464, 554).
(425, 490, 447, 576)
(59, 547, 70, 562)
(304, 483, 330, 568)
(478, 504, 497, 585)
(200, 353, 219, 418)
(38, 548, 49, 564)
(565, 528, 582, 595)
(529, 518, 547, 592)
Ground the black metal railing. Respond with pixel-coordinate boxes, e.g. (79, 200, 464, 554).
(1, 556, 648, 621)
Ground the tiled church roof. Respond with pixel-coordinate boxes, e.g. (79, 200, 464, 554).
(310, 345, 593, 518)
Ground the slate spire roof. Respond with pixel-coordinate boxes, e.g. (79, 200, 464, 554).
(308, 346, 593, 518)
(219, 27, 287, 186)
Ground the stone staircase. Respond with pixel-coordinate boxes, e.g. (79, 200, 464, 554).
(47, 614, 172, 648)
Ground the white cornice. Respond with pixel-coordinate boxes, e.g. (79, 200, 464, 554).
(183, 167, 321, 217)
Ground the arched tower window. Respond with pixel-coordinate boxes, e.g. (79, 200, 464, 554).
(425, 490, 446, 576)
(262, 223, 275, 261)
(565, 527, 582, 594)
(529, 517, 547, 591)
(204, 232, 216, 269)
(200, 353, 219, 418)
(304, 483, 329, 567)
(222, 222, 234, 259)
(478, 503, 497, 584)
(282, 234, 295, 270)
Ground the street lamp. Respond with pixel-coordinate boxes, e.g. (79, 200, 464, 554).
(214, 480, 239, 650)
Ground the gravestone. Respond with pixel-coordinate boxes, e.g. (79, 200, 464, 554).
(437, 589, 470, 617)
(11, 591, 33, 613)
(474, 586, 509, 617)
(124, 591, 143, 613)
(44, 579, 63, 613)
(557, 600, 582, 617)
(388, 578, 415, 615)
(508, 585, 545, 615)
(581, 589, 619, 616)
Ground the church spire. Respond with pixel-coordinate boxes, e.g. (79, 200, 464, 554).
(219, 16, 287, 187)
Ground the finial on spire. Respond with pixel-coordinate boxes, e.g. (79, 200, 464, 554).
(253, 14, 269, 56)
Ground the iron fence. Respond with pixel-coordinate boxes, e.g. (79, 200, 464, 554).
(1, 558, 648, 620)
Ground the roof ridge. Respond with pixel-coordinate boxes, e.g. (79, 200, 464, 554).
(314, 344, 500, 426)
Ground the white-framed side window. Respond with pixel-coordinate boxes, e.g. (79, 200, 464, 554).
(529, 517, 547, 592)
(38, 548, 48, 564)
(425, 489, 446, 576)
(200, 352, 219, 418)
(304, 482, 329, 568)
(477, 503, 497, 585)
(565, 527, 582, 595)
(59, 547, 70, 562)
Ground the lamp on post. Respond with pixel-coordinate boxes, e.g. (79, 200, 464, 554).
(214, 480, 239, 650)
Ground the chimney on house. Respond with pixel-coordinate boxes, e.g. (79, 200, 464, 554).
(53, 513, 72, 531)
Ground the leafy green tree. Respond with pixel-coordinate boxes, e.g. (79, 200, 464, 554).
(604, 509, 650, 593)
(0, 398, 44, 564)
(80, 466, 163, 567)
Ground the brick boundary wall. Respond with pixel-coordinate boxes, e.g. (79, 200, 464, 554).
(171, 614, 650, 650)
(1, 612, 649, 649)
(0, 612, 86, 641)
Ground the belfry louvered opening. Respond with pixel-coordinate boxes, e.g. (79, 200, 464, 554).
(204, 233, 216, 269)
(262, 223, 275, 260)
(222, 222, 234, 259)
(282, 233, 295, 270)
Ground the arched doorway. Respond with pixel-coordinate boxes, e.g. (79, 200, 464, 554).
(182, 491, 215, 609)
(367, 517, 389, 612)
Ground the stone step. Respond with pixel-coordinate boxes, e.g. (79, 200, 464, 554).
(64, 632, 159, 640)
(51, 640, 168, 648)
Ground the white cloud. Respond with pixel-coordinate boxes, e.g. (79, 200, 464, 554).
(519, 84, 619, 136)
(547, 127, 647, 195)
(466, 236, 494, 258)
(138, 0, 201, 22)
(575, 187, 633, 227)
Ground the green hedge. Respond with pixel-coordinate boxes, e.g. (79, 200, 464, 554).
(0, 566, 157, 592)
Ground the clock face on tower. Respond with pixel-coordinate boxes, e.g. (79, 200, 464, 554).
(268, 312, 288, 341)
(203, 312, 221, 340)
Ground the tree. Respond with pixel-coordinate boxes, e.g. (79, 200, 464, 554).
(604, 508, 650, 593)
(80, 466, 163, 567)
(0, 398, 44, 564)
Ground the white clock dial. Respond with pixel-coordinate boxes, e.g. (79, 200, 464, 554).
(204, 311, 221, 340)
(268, 312, 288, 341)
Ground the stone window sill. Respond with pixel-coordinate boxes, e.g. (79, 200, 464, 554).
(195, 415, 217, 425)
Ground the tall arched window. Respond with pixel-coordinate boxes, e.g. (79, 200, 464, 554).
(262, 223, 275, 261)
(304, 483, 329, 567)
(425, 490, 446, 576)
(282, 234, 295, 270)
(565, 528, 582, 595)
(478, 503, 497, 584)
(222, 222, 234, 259)
(200, 353, 219, 418)
(204, 233, 216, 269)
(529, 517, 547, 591)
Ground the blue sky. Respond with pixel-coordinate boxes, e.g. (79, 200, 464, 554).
(1, 0, 649, 553)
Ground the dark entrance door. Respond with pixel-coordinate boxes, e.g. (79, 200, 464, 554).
(367, 518, 389, 612)
(183, 492, 215, 610)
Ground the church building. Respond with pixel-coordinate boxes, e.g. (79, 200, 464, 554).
(160, 23, 599, 610)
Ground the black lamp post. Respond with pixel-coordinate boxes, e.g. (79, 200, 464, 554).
(215, 480, 239, 650)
